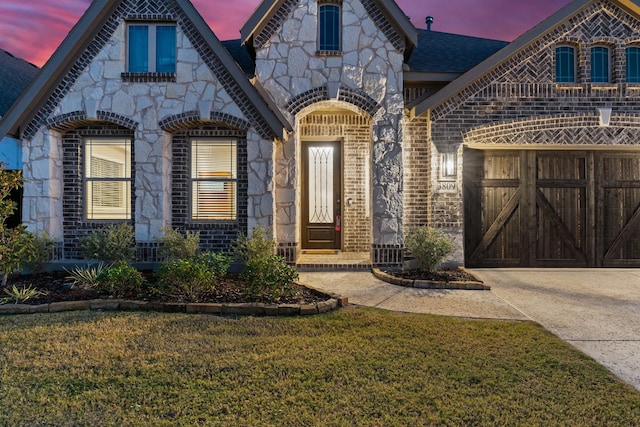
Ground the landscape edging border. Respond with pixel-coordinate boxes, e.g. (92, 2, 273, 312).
(372, 268, 490, 290)
(0, 286, 348, 316)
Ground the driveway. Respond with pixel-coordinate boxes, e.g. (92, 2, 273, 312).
(472, 269, 640, 391)
(300, 269, 640, 391)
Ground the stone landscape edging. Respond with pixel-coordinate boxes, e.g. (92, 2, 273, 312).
(0, 285, 348, 317)
(372, 268, 491, 290)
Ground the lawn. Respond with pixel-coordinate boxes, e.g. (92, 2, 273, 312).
(0, 308, 638, 426)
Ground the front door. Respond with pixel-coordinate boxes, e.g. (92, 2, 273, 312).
(302, 141, 342, 250)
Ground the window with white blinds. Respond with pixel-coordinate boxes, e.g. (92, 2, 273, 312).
(191, 139, 237, 220)
(84, 138, 132, 220)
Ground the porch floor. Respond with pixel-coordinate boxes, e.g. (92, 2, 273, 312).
(296, 251, 372, 272)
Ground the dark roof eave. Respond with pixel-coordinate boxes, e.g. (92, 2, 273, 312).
(177, 0, 290, 139)
(0, 0, 290, 141)
(0, 0, 118, 140)
(410, 0, 598, 118)
(241, 0, 417, 50)
(404, 71, 461, 83)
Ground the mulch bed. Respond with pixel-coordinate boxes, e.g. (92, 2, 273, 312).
(381, 268, 481, 283)
(3, 270, 329, 306)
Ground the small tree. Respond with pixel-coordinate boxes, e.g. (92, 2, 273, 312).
(404, 227, 454, 272)
(0, 169, 35, 287)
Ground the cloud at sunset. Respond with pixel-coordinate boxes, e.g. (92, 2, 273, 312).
(0, 0, 572, 68)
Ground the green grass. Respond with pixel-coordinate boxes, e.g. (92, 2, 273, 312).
(0, 308, 638, 426)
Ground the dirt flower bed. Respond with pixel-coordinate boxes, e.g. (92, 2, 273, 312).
(4, 270, 329, 306)
(382, 268, 480, 283)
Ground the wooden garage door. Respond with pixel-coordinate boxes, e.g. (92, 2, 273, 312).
(464, 150, 640, 267)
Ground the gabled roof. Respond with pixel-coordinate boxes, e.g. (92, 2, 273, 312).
(240, 0, 417, 55)
(0, 0, 289, 140)
(0, 49, 38, 117)
(410, 0, 640, 118)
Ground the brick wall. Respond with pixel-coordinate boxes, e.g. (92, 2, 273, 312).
(171, 124, 248, 253)
(429, 1, 640, 231)
(61, 124, 135, 260)
(300, 112, 372, 252)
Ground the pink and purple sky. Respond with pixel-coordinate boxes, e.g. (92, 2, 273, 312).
(0, 0, 573, 68)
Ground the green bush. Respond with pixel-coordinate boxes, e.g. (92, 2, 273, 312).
(96, 262, 145, 297)
(242, 254, 299, 301)
(25, 232, 55, 273)
(0, 169, 37, 286)
(156, 227, 200, 261)
(404, 227, 454, 272)
(64, 263, 107, 290)
(232, 224, 275, 262)
(79, 224, 135, 263)
(156, 252, 231, 302)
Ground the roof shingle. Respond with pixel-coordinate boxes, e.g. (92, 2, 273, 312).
(407, 30, 508, 74)
(0, 49, 38, 117)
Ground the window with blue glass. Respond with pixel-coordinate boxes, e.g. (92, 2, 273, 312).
(591, 46, 610, 83)
(319, 4, 341, 52)
(128, 23, 176, 73)
(626, 46, 640, 83)
(555, 46, 576, 83)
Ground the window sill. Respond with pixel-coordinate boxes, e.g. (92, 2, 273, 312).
(555, 84, 582, 90)
(590, 84, 617, 90)
(316, 50, 343, 57)
(121, 72, 176, 83)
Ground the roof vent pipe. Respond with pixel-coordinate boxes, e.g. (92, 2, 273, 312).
(426, 16, 434, 31)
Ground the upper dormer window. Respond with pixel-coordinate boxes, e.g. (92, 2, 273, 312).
(318, 2, 341, 53)
(555, 46, 576, 83)
(626, 46, 640, 83)
(590, 46, 610, 83)
(128, 23, 176, 73)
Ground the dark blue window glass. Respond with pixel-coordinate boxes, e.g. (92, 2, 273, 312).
(591, 46, 609, 83)
(128, 25, 148, 72)
(156, 26, 176, 73)
(555, 46, 576, 83)
(319, 5, 340, 51)
(626, 47, 640, 83)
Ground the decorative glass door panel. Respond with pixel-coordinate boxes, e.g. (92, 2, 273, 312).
(302, 142, 341, 249)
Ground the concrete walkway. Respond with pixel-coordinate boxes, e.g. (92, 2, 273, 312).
(299, 269, 640, 391)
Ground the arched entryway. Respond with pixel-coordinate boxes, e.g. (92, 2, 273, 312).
(296, 102, 373, 256)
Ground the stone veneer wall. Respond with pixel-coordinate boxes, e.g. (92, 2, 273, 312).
(427, 1, 640, 266)
(254, 0, 406, 265)
(21, 0, 276, 261)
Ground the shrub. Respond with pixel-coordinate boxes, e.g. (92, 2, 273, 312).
(156, 227, 200, 261)
(404, 227, 454, 272)
(232, 224, 275, 262)
(65, 263, 107, 290)
(79, 224, 135, 263)
(156, 252, 231, 302)
(0, 169, 37, 287)
(25, 232, 55, 273)
(242, 254, 299, 301)
(96, 262, 145, 297)
(0, 284, 46, 305)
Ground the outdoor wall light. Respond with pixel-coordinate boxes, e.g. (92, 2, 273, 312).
(442, 152, 457, 178)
